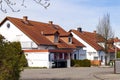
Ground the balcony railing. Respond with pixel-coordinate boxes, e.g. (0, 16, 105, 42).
(21, 41, 38, 49)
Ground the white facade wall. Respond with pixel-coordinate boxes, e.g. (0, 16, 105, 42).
(0, 20, 38, 49)
(25, 52, 50, 68)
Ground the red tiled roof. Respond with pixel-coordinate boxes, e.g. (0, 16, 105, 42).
(0, 16, 84, 49)
(70, 29, 103, 50)
(116, 48, 120, 52)
(108, 48, 115, 53)
(114, 38, 120, 42)
(107, 38, 120, 53)
(72, 38, 85, 47)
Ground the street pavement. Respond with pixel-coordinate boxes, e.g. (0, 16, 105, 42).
(94, 67, 120, 80)
(20, 67, 120, 80)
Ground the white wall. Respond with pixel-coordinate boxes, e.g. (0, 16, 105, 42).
(0, 20, 38, 49)
(25, 52, 50, 68)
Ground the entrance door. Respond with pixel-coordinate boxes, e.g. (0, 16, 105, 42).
(74, 54, 77, 60)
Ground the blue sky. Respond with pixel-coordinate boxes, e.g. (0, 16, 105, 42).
(0, 0, 120, 37)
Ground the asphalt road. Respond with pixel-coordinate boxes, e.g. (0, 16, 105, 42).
(20, 67, 114, 80)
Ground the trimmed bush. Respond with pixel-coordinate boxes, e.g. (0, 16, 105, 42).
(71, 59, 91, 67)
(82, 59, 91, 67)
(117, 52, 120, 58)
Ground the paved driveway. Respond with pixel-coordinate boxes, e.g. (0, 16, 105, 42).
(20, 67, 113, 80)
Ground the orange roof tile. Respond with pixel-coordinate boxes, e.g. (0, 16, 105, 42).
(114, 37, 120, 42)
(72, 38, 85, 47)
(0, 16, 84, 49)
(70, 29, 103, 50)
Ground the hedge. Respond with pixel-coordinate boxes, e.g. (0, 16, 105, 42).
(71, 59, 91, 67)
(117, 52, 120, 58)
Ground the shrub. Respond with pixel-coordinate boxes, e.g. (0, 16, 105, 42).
(0, 35, 27, 80)
(117, 52, 120, 58)
(71, 59, 91, 67)
(71, 59, 75, 66)
(81, 59, 91, 67)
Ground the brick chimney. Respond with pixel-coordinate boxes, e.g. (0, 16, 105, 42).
(116, 37, 118, 39)
(23, 16, 28, 22)
(77, 27, 82, 32)
(93, 30, 96, 33)
(48, 21, 53, 24)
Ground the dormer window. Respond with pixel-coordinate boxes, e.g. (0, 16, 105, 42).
(68, 36, 72, 44)
(54, 33, 59, 43)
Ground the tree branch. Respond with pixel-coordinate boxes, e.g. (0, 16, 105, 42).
(0, 0, 7, 13)
(0, 0, 50, 13)
(33, 0, 50, 9)
(96, 14, 114, 54)
(0, 0, 20, 13)
(4, 0, 20, 12)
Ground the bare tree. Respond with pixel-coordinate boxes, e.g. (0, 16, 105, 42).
(97, 14, 114, 40)
(0, 0, 50, 13)
(96, 14, 114, 64)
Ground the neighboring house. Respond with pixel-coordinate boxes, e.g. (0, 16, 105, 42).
(111, 37, 120, 58)
(0, 16, 85, 68)
(114, 37, 120, 49)
(70, 28, 115, 65)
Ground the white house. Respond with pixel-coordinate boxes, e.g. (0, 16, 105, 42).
(0, 16, 85, 68)
(114, 37, 120, 49)
(70, 28, 115, 65)
(112, 37, 120, 59)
